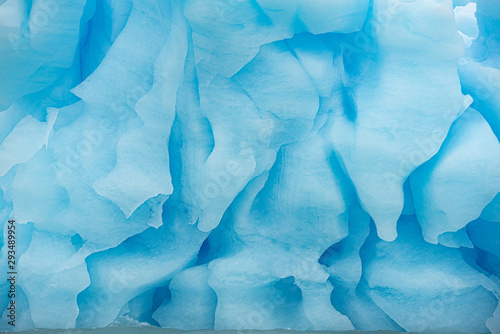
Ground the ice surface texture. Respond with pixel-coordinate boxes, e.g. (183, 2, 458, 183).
(0, 0, 499, 332)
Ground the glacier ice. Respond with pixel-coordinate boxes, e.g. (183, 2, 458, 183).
(0, 0, 499, 333)
(410, 108, 500, 244)
(363, 215, 497, 333)
(153, 265, 216, 329)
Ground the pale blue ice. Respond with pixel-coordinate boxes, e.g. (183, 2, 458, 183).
(0, 0, 499, 333)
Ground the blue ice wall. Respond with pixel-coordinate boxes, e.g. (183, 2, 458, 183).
(0, 0, 499, 332)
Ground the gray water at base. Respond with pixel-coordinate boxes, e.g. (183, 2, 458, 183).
(1, 328, 480, 334)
